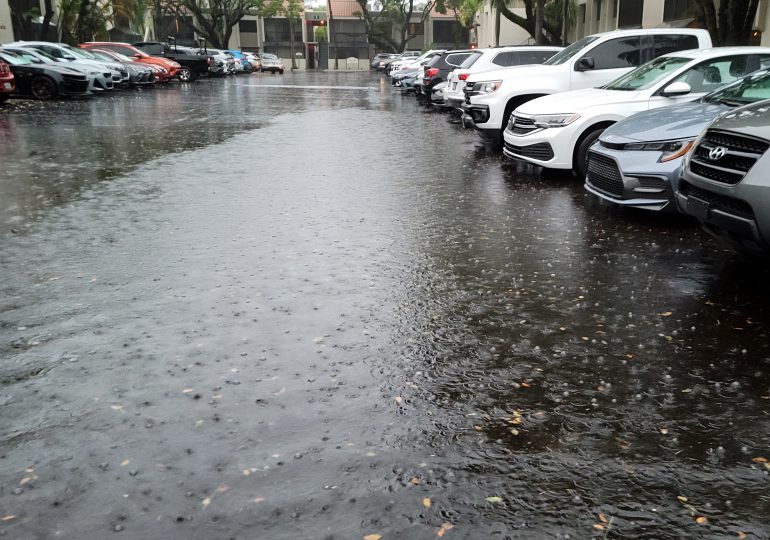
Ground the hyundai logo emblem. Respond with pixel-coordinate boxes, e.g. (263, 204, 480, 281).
(708, 146, 728, 161)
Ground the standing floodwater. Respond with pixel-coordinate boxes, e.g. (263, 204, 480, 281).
(1, 73, 770, 539)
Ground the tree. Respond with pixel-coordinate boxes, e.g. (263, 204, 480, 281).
(490, 0, 574, 45)
(280, 0, 303, 69)
(693, 0, 759, 45)
(355, 0, 446, 53)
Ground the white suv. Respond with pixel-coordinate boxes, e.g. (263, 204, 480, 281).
(444, 46, 562, 111)
(504, 47, 770, 177)
(461, 28, 713, 147)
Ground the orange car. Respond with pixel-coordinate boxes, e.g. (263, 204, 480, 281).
(79, 42, 179, 81)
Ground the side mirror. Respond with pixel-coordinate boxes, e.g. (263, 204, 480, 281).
(661, 81, 692, 97)
(575, 57, 595, 71)
(134, 53, 142, 59)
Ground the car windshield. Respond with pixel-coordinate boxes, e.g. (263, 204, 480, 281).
(543, 36, 599, 65)
(263, 53, 278, 60)
(604, 56, 690, 91)
(67, 46, 95, 59)
(9, 49, 48, 64)
(703, 69, 770, 105)
(0, 50, 32, 65)
(27, 48, 58, 63)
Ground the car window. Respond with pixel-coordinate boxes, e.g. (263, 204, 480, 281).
(0, 51, 31, 65)
(704, 69, 770, 104)
(582, 36, 642, 70)
(544, 35, 599, 65)
(491, 51, 519, 67)
(445, 53, 472, 67)
(521, 50, 559, 64)
(141, 44, 164, 55)
(459, 53, 481, 68)
(652, 35, 699, 57)
(604, 56, 689, 90)
(672, 55, 754, 94)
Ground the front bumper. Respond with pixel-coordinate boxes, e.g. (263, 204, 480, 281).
(583, 144, 681, 212)
(502, 121, 579, 169)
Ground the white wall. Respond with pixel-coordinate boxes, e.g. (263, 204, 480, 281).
(475, 0, 533, 47)
(0, 0, 14, 43)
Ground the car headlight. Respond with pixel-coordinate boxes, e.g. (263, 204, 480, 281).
(531, 114, 580, 128)
(472, 80, 502, 94)
(624, 139, 695, 162)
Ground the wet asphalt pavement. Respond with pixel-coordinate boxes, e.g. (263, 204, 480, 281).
(1, 72, 770, 539)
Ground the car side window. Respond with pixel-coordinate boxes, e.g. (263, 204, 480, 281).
(492, 51, 518, 67)
(114, 46, 136, 56)
(653, 34, 699, 56)
(445, 53, 472, 66)
(41, 46, 63, 59)
(581, 36, 642, 70)
(672, 55, 754, 94)
(142, 44, 163, 55)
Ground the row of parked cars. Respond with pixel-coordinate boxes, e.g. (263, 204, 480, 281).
(0, 40, 285, 102)
(386, 29, 770, 259)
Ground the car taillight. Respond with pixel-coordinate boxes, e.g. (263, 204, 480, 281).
(0, 62, 8, 76)
(458, 73, 468, 81)
(207, 57, 211, 65)
(425, 68, 439, 78)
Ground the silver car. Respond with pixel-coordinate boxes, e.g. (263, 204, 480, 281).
(585, 66, 770, 212)
(676, 99, 770, 257)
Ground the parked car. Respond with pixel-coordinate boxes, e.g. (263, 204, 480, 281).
(88, 48, 157, 86)
(79, 42, 179, 81)
(676, 99, 770, 257)
(9, 42, 117, 92)
(380, 51, 420, 73)
(133, 41, 211, 81)
(243, 52, 261, 71)
(444, 45, 562, 111)
(388, 49, 445, 74)
(420, 50, 477, 95)
(431, 81, 448, 105)
(371, 52, 394, 69)
(0, 49, 89, 100)
(4, 46, 109, 93)
(374, 53, 401, 72)
(462, 28, 713, 147)
(504, 47, 770, 177)
(260, 53, 284, 74)
(0, 58, 15, 103)
(585, 66, 770, 212)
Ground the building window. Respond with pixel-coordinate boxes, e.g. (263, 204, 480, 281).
(580, 4, 586, 24)
(408, 22, 424, 35)
(595, 0, 601, 21)
(617, 0, 643, 27)
(239, 20, 258, 33)
(663, 0, 694, 21)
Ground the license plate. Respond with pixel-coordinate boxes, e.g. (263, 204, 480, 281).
(687, 197, 710, 221)
(2, 82, 11, 90)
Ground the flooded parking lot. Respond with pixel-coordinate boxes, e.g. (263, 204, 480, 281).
(1, 72, 769, 539)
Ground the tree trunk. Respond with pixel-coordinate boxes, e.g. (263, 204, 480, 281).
(561, 0, 568, 45)
(535, 0, 544, 44)
(39, 0, 54, 40)
(290, 19, 296, 69)
(494, 7, 500, 46)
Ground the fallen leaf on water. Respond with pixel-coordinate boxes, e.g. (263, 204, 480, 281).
(202, 497, 212, 508)
(24, 468, 33, 473)
(254, 497, 265, 504)
(485, 496, 503, 504)
(366, 451, 377, 457)
(436, 522, 454, 537)
(243, 469, 252, 476)
(598, 514, 608, 523)
(394, 396, 402, 404)
(695, 516, 707, 524)
(660, 428, 669, 435)
(510, 429, 519, 436)
(751, 457, 767, 463)
(120, 460, 130, 467)
(182, 388, 194, 394)
(660, 311, 673, 317)
(738, 532, 747, 539)
(410, 477, 421, 485)
(364, 535, 382, 540)
(274, 387, 285, 396)
(110, 404, 124, 412)
(581, 336, 589, 341)
(422, 497, 432, 509)
(1, 516, 15, 522)
(520, 382, 530, 388)
(677, 496, 688, 503)
(215, 485, 229, 494)
(195, 420, 204, 427)
(594, 524, 605, 530)
(509, 417, 522, 425)
(472, 425, 482, 431)
(19, 477, 31, 485)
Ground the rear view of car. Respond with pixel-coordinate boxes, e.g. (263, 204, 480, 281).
(260, 53, 284, 74)
(0, 59, 15, 103)
(677, 100, 770, 257)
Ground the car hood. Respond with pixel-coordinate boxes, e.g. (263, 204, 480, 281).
(41, 64, 87, 76)
(467, 63, 560, 83)
(517, 87, 645, 115)
(706, 99, 770, 139)
(599, 101, 732, 144)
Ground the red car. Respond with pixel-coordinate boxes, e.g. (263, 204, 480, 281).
(79, 42, 180, 81)
(0, 59, 15, 103)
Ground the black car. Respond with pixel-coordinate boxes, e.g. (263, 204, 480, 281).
(419, 50, 477, 96)
(89, 49, 156, 86)
(133, 41, 211, 82)
(0, 49, 89, 100)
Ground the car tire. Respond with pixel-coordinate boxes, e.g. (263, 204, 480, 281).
(30, 75, 58, 100)
(177, 66, 194, 82)
(574, 127, 607, 180)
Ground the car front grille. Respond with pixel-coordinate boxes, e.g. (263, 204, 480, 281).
(680, 180, 754, 219)
(508, 114, 537, 135)
(688, 129, 769, 186)
(504, 141, 554, 161)
(586, 151, 624, 197)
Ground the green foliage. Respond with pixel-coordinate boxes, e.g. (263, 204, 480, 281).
(314, 25, 328, 42)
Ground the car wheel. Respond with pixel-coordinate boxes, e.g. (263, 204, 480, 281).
(177, 66, 193, 82)
(574, 127, 607, 180)
(30, 75, 58, 100)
